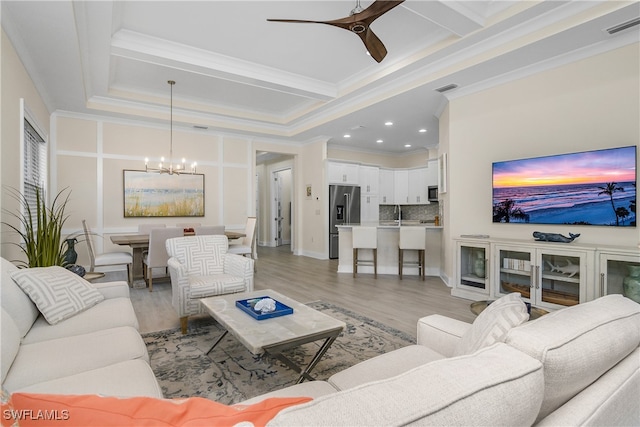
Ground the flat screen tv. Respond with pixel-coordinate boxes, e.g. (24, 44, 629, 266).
(492, 146, 637, 227)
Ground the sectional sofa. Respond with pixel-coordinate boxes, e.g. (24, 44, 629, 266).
(251, 292, 640, 426)
(1, 255, 639, 426)
(1, 257, 162, 397)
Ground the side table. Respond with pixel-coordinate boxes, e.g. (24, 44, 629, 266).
(83, 272, 105, 282)
(470, 300, 548, 320)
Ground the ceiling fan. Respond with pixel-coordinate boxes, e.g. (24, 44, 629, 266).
(267, 0, 405, 63)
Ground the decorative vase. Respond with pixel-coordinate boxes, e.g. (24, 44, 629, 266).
(474, 251, 486, 278)
(622, 265, 640, 304)
(63, 238, 78, 265)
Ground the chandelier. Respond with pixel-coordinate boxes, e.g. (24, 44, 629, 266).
(145, 80, 197, 175)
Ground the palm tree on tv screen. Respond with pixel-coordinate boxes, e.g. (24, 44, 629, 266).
(597, 182, 624, 226)
(493, 199, 530, 223)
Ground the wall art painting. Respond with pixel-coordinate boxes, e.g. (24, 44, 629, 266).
(123, 170, 204, 217)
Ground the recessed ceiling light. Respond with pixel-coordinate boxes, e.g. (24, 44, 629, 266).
(343, 134, 351, 138)
(385, 121, 393, 126)
(419, 129, 427, 133)
(404, 144, 411, 148)
(376, 139, 383, 144)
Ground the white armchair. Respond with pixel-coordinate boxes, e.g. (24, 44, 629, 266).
(166, 235, 254, 334)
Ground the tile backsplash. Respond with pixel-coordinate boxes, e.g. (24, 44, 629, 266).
(379, 203, 440, 221)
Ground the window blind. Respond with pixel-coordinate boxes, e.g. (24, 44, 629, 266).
(23, 118, 47, 211)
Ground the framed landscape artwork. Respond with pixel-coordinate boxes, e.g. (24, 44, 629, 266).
(123, 170, 204, 217)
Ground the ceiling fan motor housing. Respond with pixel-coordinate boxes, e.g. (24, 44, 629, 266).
(350, 22, 367, 33)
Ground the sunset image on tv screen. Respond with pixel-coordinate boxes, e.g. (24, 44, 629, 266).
(492, 146, 637, 227)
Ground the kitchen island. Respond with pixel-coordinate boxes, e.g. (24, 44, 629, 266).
(336, 222, 443, 277)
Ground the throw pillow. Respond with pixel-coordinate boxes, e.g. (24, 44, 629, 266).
(3, 393, 312, 427)
(10, 266, 104, 325)
(454, 292, 529, 356)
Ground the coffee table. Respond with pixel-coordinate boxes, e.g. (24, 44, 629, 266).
(200, 289, 346, 384)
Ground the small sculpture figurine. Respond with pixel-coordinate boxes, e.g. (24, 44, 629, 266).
(533, 231, 580, 243)
(546, 260, 579, 278)
(254, 298, 276, 314)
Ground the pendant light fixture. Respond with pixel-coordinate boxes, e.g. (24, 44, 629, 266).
(144, 80, 197, 175)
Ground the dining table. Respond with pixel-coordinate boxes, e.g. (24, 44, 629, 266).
(110, 230, 245, 282)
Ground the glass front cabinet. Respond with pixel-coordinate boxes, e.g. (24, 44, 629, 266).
(453, 241, 491, 299)
(493, 244, 590, 310)
(596, 250, 640, 303)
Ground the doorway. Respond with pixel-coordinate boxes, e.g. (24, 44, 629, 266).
(272, 168, 292, 246)
(256, 152, 294, 253)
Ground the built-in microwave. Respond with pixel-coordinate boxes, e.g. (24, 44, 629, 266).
(428, 186, 438, 202)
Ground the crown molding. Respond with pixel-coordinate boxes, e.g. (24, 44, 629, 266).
(445, 29, 639, 102)
(110, 29, 337, 101)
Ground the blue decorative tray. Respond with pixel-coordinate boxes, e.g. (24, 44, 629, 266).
(235, 296, 294, 320)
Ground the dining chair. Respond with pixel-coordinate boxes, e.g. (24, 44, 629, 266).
(142, 227, 184, 292)
(194, 225, 225, 235)
(228, 217, 257, 260)
(138, 224, 166, 234)
(82, 220, 133, 285)
(176, 223, 201, 230)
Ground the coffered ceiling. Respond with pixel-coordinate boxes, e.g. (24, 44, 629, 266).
(2, 1, 638, 154)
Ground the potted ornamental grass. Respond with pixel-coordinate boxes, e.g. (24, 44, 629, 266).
(2, 186, 77, 268)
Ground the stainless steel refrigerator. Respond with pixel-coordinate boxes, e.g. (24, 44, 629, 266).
(329, 184, 361, 259)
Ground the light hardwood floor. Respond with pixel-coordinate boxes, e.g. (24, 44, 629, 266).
(99, 245, 477, 337)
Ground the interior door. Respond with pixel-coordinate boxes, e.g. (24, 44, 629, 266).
(274, 173, 283, 246)
(272, 169, 292, 247)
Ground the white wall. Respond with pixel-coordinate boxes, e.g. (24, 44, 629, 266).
(51, 113, 256, 266)
(1, 30, 51, 263)
(442, 43, 640, 284)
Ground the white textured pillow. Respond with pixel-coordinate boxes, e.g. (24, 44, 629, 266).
(10, 266, 104, 325)
(454, 293, 529, 356)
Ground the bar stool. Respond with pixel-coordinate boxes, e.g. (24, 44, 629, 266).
(352, 227, 378, 278)
(399, 227, 426, 280)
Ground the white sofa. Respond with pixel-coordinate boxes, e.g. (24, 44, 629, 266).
(2, 256, 638, 426)
(244, 293, 640, 426)
(1, 257, 162, 398)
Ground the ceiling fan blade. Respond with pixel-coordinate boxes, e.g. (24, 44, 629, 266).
(356, 0, 405, 25)
(267, 19, 329, 24)
(267, 1, 405, 63)
(357, 28, 387, 63)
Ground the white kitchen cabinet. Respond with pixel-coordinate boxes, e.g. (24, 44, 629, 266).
(408, 168, 429, 204)
(359, 166, 379, 195)
(393, 170, 409, 204)
(328, 162, 359, 184)
(379, 169, 395, 204)
(361, 195, 379, 222)
(328, 162, 429, 204)
(426, 159, 438, 187)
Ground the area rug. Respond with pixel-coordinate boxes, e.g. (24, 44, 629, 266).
(142, 301, 415, 404)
